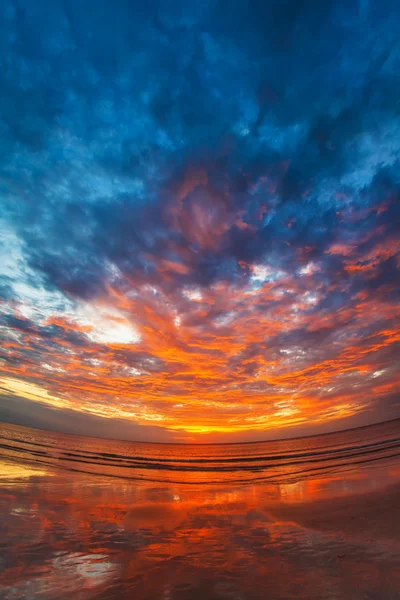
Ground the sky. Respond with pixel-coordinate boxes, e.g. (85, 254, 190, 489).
(0, 0, 399, 443)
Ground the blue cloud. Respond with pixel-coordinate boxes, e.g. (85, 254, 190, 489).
(0, 0, 399, 436)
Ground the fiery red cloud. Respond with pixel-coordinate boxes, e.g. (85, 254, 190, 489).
(1, 0, 400, 441)
(1, 182, 399, 442)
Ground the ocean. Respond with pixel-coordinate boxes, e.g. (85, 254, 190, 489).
(0, 419, 400, 599)
(1, 419, 400, 484)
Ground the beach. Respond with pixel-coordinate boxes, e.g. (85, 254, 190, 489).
(2, 1, 400, 597)
(0, 421, 399, 600)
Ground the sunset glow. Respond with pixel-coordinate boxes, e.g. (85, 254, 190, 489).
(0, 0, 399, 442)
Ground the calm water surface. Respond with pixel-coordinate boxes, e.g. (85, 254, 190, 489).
(0, 420, 400, 599)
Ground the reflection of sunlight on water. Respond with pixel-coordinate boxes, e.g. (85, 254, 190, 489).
(279, 481, 305, 502)
(0, 459, 49, 479)
(210, 490, 240, 504)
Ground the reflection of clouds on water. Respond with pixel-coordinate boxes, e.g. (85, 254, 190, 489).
(52, 553, 118, 589)
(125, 501, 192, 531)
(0, 459, 400, 600)
(0, 553, 119, 600)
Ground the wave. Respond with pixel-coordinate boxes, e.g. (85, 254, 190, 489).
(1, 419, 400, 484)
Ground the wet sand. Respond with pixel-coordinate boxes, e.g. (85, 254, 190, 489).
(0, 456, 400, 599)
(1, 419, 400, 599)
(267, 480, 400, 541)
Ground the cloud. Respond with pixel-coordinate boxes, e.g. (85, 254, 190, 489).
(0, 0, 399, 440)
(0, 393, 177, 442)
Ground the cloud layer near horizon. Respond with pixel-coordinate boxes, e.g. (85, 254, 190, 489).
(0, 0, 399, 441)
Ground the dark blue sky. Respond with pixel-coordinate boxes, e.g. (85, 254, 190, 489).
(0, 0, 399, 442)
